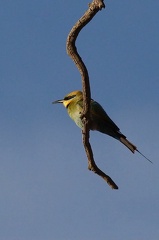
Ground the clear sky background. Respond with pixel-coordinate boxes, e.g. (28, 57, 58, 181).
(1, 0, 159, 239)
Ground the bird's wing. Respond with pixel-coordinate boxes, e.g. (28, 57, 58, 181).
(90, 100, 120, 131)
(77, 98, 120, 133)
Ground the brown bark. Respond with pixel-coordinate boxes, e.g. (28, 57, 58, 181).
(66, 0, 118, 190)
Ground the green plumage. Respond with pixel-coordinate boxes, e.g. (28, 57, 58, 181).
(53, 90, 152, 163)
(68, 97, 123, 140)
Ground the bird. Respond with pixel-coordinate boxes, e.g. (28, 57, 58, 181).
(53, 90, 152, 163)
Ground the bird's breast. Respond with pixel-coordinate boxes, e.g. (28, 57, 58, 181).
(67, 104, 83, 129)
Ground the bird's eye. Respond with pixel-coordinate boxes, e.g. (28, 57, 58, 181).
(64, 95, 75, 100)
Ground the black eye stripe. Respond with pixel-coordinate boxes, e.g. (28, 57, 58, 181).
(64, 95, 76, 100)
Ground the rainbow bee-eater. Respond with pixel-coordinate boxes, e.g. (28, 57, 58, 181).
(53, 90, 152, 163)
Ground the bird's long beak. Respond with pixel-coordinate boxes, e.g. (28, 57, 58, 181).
(52, 99, 64, 104)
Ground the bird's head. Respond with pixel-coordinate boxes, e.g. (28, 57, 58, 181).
(52, 90, 82, 108)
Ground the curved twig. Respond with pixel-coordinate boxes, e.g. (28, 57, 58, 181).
(66, 0, 118, 190)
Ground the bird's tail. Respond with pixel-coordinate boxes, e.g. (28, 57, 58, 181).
(120, 136, 153, 163)
(120, 136, 137, 153)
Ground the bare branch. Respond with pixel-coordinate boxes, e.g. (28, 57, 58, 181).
(66, 0, 118, 190)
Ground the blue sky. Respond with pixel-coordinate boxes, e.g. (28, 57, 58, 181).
(1, 0, 159, 239)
